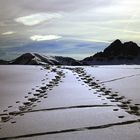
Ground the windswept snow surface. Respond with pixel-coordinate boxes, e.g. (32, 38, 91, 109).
(0, 65, 56, 114)
(0, 65, 140, 140)
(85, 65, 140, 105)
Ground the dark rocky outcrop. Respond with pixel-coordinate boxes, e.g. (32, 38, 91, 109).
(82, 39, 140, 65)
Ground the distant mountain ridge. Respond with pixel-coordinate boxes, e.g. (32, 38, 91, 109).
(10, 53, 82, 66)
(82, 39, 140, 65)
(0, 39, 140, 65)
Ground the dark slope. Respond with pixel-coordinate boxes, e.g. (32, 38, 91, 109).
(82, 39, 140, 65)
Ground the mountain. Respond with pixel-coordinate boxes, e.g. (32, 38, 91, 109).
(82, 39, 140, 65)
(9, 53, 81, 66)
(1, 39, 140, 65)
(0, 60, 9, 65)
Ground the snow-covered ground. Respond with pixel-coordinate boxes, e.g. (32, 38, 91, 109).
(85, 65, 140, 105)
(0, 65, 56, 114)
(0, 65, 140, 140)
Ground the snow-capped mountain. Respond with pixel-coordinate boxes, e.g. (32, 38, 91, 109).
(10, 53, 82, 66)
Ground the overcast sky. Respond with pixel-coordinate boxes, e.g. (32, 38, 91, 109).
(0, 0, 140, 59)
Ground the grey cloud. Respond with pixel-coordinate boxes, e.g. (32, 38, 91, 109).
(0, 0, 118, 29)
(0, 0, 117, 18)
(0, 1, 112, 35)
(22, 0, 114, 12)
(0, 0, 140, 58)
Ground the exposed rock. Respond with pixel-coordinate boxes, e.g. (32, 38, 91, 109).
(82, 39, 140, 65)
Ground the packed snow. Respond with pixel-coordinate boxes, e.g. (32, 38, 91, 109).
(85, 65, 140, 105)
(0, 65, 140, 140)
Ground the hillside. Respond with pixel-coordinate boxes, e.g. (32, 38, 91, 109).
(82, 39, 140, 65)
(9, 53, 82, 66)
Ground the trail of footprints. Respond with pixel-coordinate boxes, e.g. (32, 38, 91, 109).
(0, 66, 140, 132)
(64, 67, 140, 118)
(0, 66, 65, 129)
(71, 67, 140, 117)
